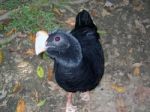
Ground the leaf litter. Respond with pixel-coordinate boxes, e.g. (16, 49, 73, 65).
(16, 98, 26, 112)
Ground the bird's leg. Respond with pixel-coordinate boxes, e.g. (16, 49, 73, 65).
(66, 92, 77, 112)
(80, 91, 90, 101)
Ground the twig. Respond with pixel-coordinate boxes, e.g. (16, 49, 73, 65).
(0, 9, 19, 21)
(63, 5, 77, 14)
(68, 0, 90, 5)
(0, 11, 11, 21)
(0, 32, 21, 46)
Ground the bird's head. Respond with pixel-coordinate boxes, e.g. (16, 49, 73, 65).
(35, 30, 82, 64)
(46, 30, 71, 56)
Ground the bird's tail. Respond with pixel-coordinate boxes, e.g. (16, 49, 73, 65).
(74, 10, 97, 30)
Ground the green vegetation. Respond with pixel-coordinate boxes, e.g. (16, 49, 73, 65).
(1, 0, 60, 33)
(0, 0, 30, 10)
(7, 6, 59, 32)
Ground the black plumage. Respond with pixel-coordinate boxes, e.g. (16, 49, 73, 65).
(46, 10, 104, 92)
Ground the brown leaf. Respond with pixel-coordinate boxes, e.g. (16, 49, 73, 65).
(91, 9, 98, 17)
(13, 81, 22, 93)
(132, 62, 142, 76)
(0, 49, 4, 64)
(47, 66, 53, 81)
(28, 33, 36, 43)
(133, 67, 140, 76)
(52, 7, 63, 16)
(25, 48, 35, 56)
(16, 98, 26, 112)
(132, 1, 144, 11)
(5, 28, 16, 36)
(65, 17, 75, 27)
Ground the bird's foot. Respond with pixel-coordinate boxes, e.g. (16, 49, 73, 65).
(66, 103, 77, 112)
(80, 91, 90, 101)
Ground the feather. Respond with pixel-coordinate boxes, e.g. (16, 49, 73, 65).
(45, 10, 104, 92)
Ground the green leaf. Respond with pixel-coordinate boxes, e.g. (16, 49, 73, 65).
(37, 99, 46, 107)
(97, 30, 107, 36)
(36, 65, 44, 78)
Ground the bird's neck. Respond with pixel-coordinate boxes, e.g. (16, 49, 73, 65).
(56, 44, 82, 67)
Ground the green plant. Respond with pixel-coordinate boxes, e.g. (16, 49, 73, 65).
(5, 5, 59, 33)
(0, 0, 29, 10)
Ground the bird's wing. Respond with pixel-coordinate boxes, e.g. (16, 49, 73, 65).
(71, 10, 104, 80)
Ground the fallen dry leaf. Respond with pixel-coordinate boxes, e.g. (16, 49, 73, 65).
(47, 66, 53, 81)
(132, 0, 144, 11)
(16, 98, 26, 112)
(28, 33, 36, 43)
(25, 48, 35, 56)
(112, 84, 126, 93)
(132, 62, 142, 76)
(52, 7, 63, 16)
(0, 49, 4, 64)
(13, 81, 22, 93)
(65, 17, 75, 27)
(5, 28, 16, 36)
(116, 96, 127, 112)
(133, 67, 140, 76)
(91, 9, 98, 17)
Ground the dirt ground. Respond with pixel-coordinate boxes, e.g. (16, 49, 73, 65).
(0, 0, 150, 112)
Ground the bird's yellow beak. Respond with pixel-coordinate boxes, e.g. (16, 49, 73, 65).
(35, 31, 49, 55)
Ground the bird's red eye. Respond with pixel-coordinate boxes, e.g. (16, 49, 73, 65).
(54, 36, 60, 41)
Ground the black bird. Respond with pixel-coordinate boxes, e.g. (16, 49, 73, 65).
(35, 10, 104, 112)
